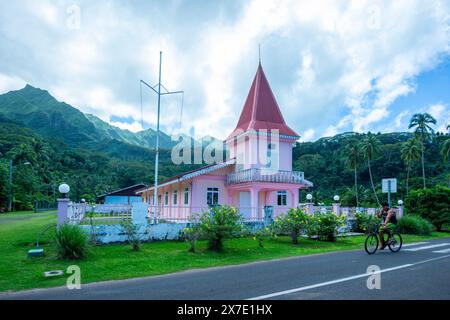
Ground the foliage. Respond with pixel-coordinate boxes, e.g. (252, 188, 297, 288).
(120, 221, 143, 251)
(405, 186, 450, 231)
(396, 215, 433, 235)
(253, 226, 276, 248)
(55, 224, 89, 260)
(306, 213, 347, 242)
(198, 206, 244, 252)
(274, 208, 309, 244)
(355, 212, 380, 233)
(183, 221, 202, 253)
(1, 211, 449, 292)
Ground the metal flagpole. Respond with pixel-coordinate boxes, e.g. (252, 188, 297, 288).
(140, 51, 184, 224)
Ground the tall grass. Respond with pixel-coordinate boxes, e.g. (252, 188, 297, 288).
(55, 224, 89, 260)
(396, 215, 433, 236)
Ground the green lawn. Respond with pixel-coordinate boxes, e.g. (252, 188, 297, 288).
(0, 211, 449, 293)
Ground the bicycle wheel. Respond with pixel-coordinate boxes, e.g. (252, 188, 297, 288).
(388, 232, 403, 252)
(365, 234, 379, 255)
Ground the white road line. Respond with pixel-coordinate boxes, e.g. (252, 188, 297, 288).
(433, 248, 450, 254)
(247, 254, 450, 300)
(403, 243, 450, 252)
(402, 242, 428, 247)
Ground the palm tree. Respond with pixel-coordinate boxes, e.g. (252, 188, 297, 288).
(359, 133, 381, 206)
(408, 113, 437, 188)
(343, 139, 361, 207)
(400, 138, 421, 195)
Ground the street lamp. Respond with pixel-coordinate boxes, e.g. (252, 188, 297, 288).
(333, 195, 340, 202)
(398, 200, 403, 206)
(306, 194, 313, 203)
(7, 160, 31, 212)
(58, 183, 70, 198)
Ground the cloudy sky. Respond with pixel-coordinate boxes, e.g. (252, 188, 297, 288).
(1, 0, 449, 141)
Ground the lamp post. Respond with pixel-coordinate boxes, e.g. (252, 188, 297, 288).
(7, 160, 31, 212)
(333, 195, 340, 216)
(57, 183, 70, 227)
(397, 199, 404, 218)
(305, 194, 313, 215)
(58, 183, 70, 198)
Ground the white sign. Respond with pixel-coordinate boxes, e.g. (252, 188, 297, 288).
(382, 178, 397, 193)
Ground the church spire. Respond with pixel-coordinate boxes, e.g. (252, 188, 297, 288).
(226, 63, 300, 141)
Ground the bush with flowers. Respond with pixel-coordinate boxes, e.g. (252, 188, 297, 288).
(273, 208, 309, 244)
(184, 206, 243, 251)
(307, 212, 347, 242)
(252, 226, 276, 248)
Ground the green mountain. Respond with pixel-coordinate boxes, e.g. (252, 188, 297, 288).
(0, 85, 175, 150)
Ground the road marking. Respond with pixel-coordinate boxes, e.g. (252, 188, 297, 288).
(247, 255, 450, 300)
(433, 248, 450, 254)
(402, 242, 428, 247)
(403, 243, 450, 252)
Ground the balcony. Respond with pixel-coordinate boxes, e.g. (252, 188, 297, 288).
(227, 168, 311, 185)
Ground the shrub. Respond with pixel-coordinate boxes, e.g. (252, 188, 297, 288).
(183, 222, 202, 253)
(307, 213, 346, 242)
(120, 221, 142, 251)
(274, 208, 308, 244)
(355, 212, 380, 233)
(396, 215, 433, 235)
(199, 206, 244, 252)
(55, 224, 89, 260)
(253, 226, 276, 248)
(405, 186, 450, 231)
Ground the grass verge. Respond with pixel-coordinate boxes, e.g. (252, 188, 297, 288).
(0, 211, 449, 293)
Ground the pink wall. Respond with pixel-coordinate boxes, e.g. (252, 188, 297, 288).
(226, 133, 294, 172)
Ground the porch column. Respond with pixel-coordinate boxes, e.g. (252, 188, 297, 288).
(288, 189, 299, 209)
(250, 188, 260, 220)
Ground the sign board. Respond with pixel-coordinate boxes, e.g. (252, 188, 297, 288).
(382, 178, 397, 193)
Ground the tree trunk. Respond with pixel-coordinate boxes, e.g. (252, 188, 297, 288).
(421, 144, 426, 189)
(406, 166, 410, 196)
(291, 230, 298, 244)
(368, 158, 380, 206)
(354, 164, 359, 207)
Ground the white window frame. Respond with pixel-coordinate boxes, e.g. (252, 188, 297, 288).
(184, 188, 189, 205)
(164, 192, 169, 206)
(277, 190, 287, 206)
(173, 190, 178, 206)
(207, 187, 219, 207)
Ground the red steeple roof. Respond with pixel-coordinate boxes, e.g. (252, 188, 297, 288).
(226, 63, 299, 140)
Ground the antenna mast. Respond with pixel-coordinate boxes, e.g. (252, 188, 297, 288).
(140, 51, 184, 223)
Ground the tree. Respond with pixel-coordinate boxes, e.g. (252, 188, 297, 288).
(401, 138, 421, 195)
(360, 133, 381, 206)
(441, 124, 450, 162)
(343, 139, 361, 207)
(408, 113, 437, 188)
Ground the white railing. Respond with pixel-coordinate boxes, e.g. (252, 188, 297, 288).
(67, 203, 87, 223)
(227, 168, 307, 185)
(147, 206, 269, 223)
(69, 203, 132, 225)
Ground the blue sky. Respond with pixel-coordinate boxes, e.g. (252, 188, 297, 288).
(0, 0, 449, 141)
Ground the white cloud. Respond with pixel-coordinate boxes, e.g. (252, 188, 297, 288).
(427, 103, 450, 132)
(109, 120, 143, 133)
(300, 129, 315, 142)
(0, 0, 449, 141)
(0, 74, 26, 94)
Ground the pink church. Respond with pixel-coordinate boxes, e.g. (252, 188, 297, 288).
(138, 63, 313, 221)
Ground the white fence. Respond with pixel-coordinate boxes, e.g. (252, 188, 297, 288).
(67, 203, 132, 225)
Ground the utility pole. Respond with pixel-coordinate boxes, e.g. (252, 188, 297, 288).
(8, 159, 12, 212)
(140, 51, 184, 223)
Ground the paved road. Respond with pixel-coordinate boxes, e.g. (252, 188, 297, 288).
(1, 238, 449, 300)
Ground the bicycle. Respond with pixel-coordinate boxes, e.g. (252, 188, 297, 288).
(364, 222, 402, 255)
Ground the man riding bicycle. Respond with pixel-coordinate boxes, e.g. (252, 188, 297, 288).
(376, 202, 397, 250)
